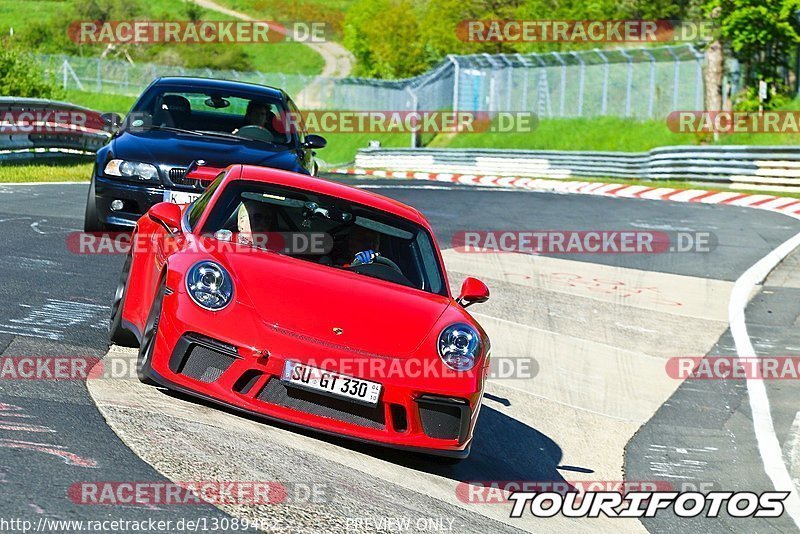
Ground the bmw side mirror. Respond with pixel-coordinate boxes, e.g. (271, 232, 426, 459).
(149, 202, 182, 233)
(302, 134, 327, 149)
(101, 112, 123, 132)
(457, 277, 490, 308)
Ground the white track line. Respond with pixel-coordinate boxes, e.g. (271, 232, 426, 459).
(730, 228, 800, 527)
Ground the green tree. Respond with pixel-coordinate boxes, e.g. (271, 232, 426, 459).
(73, 0, 143, 21)
(345, 0, 428, 78)
(419, 0, 524, 57)
(0, 41, 63, 98)
(705, 0, 800, 108)
(182, 0, 205, 23)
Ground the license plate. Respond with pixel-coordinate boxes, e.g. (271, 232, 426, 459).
(164, 190, 201, 204)
(281, 361, 382, 406)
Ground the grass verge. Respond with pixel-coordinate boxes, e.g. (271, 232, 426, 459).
(318, 132, 412, 166)
(429, 115, 800, 152)
(0, 162, 92, 183)
(63, 90, 139, 115)
(1, 0, 324, 75)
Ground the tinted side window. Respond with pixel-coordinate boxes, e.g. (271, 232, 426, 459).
(187, 174, 224, 229)
(286, 98, 306, 144)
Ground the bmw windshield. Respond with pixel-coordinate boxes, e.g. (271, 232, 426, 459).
(127, 88, 294, 147)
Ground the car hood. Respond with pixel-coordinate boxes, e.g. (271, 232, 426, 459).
(220, 250, 451, 358)
(112, 130, 304, 171)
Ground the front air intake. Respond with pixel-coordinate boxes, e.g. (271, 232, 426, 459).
(257, 378, 386, 430)
(416, 395, 470, 442)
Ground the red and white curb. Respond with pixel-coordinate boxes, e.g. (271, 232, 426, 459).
(327, 168, 800, 217)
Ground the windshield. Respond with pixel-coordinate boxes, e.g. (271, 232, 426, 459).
(129, 87, 293, 146)
(200, 181, 446, 295)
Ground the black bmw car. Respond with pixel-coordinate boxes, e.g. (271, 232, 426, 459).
(84, 77, 326, 231)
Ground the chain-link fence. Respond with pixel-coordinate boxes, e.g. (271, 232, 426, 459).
(39, 44, 715, 119)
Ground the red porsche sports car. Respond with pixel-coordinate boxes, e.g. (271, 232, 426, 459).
(110, 164, 491, 459)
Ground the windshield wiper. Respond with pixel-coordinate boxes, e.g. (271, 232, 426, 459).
(145, 124, 283, 147)
(202, 130, 284, 147)
(146, 125, 205, 136)
(195, 130, 243, 140)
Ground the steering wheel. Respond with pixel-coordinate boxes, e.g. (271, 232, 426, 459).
(375, 255, 404, 273)
(352, 254, 403, 274)
(234, 125, 275, 143)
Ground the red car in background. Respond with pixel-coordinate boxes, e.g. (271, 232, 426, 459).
(109, 164, 491, 459)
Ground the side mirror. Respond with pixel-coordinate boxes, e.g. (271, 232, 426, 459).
(457, 277, 489, 308)
(149, 202, 182, 233)
(101, 112, 123, 132)
(302, 134, 327, 149)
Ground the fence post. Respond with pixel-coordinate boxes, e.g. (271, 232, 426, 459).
(502, 55, 513, 111)
(447, 55, 460, 113)
(667, 46, 681, 111)
(689, 44, 704, 109)
(59, 58, 84, 91)
(550, 52, 566, 117)
(533, 54, 550, 117)
(406, 87, 419, 148)
(482, 53, 500, 112)
(642, 49, 656, 118)
(620, 49, 634, 118)
(594, 49, 609, 115)
(569, 51, 585, 117)
(516, 53, 530, 111)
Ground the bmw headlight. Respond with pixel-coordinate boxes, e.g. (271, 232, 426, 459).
(438, 323, 482, 371)
(186, 261, 233, 311)
(104, 159, 159, 181)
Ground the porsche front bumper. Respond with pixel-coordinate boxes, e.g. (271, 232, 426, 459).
(145, 292, 485, 458)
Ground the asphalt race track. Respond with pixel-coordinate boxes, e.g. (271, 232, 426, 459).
(1, 177, 799, 532)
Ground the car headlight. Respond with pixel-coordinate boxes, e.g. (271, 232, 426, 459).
(438, 323, 482, 371)
(186, 261, 233, 311)
(104, 159, 159, 181)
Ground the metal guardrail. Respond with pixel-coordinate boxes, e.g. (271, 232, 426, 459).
(353, 146, 800, 189)
(0, 98, 110, 164)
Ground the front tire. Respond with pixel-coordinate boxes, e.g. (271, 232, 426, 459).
(137, 275, 167, 386)
(84, 179, 107, 232)
(109, 252, 138, 348)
